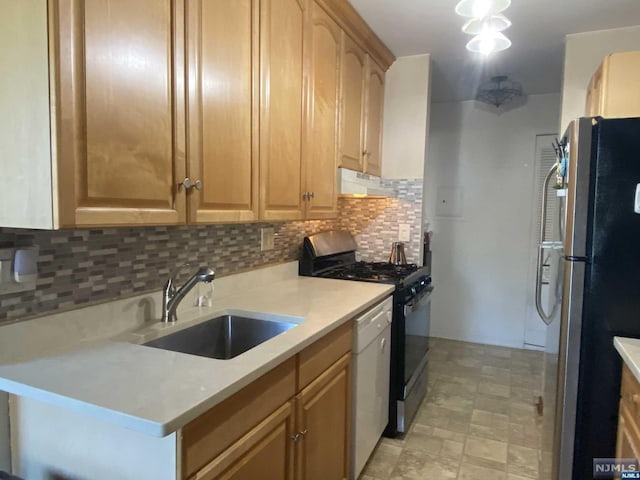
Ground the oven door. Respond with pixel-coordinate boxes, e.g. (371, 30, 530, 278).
(397, 285, 433, 432)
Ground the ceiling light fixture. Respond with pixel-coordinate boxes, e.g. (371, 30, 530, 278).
(466, 31, 511, 55)
(461, 14, 511, 35)
(475, 75, 523, 108)
(455, 0, 511, 18)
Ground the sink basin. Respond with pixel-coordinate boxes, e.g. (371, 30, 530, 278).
(143, 314, 298, 360)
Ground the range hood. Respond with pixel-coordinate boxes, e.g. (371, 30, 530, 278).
(338, 168, 394, 198)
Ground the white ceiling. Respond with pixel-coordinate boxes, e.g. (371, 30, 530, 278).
(349, 0, 640, 102)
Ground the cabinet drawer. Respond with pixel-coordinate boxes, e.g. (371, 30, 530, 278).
(298, 321, 352, 390)
(621, 364, 640, 419)
(182, 358, 296, 478)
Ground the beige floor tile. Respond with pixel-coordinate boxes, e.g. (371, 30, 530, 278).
(362, 442, 403, 479)
(431, 427, 467, 443)
(390, 448, 429, 479)
(458, 463, 508, 480)
(464, 436, 508, 464)
(507, 444, 540, 479)
(419, 453, 459, 479)
(474, 394, 511, 415)
(509, 422, 542, 449)
(364, 338, 544, 480)
(478, 381, 511, 398)
(471, 409, 509, 428)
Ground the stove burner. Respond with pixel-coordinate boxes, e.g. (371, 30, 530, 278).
(321, 261, 419, 282)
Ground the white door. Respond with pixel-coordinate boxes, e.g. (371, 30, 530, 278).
(524, 134, 561, 348)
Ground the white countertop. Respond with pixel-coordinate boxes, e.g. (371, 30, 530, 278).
(0, 273, 393, 437)
(614, 337, 640, 383)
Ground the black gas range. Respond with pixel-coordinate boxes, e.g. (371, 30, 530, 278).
(299, 230, 433, 437)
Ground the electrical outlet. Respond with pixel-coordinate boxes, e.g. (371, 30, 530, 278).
(261, 228, 275, 251)
(398, 224, 411, 242)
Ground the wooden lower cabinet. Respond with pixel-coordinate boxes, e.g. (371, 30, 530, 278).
(190, 402, 296, 480)
(183, 323, 353, 480)
(616, 364, 640, 460)
(295, 353, 351, 480)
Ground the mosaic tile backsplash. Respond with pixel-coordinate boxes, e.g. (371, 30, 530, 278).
(0, 179, 424, 323)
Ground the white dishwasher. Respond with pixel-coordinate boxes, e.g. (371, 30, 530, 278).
(352, 296, 393, 479)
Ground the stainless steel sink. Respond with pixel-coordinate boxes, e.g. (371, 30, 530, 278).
(143, 314, 298, 360)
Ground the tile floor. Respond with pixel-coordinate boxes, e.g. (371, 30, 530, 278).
(360, 337, 545, 480)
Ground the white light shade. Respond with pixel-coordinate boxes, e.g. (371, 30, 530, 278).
(455, 0, 511, 18)
(466, 31, 512, 55)
(462, 14, 511, 35)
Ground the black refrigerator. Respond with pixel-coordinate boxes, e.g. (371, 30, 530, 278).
(535, 117, 640, 480)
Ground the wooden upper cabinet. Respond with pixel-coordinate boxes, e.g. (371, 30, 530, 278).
(338, 33, 366, 172)
(363, 57, 384, 176)
(52, 0, 186, 227)
(259, 0, 307, 221)
(186, 0, 259, 224)
(304, 2, 340, 220)
(585, 51, 640, 119)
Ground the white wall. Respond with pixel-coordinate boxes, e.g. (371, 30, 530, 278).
(560, 25, 640, 133)
(424, 94, 561, 348)
(381, 54, 431, 179)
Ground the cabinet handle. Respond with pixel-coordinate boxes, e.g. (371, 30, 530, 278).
(290, 433, 301, 443)
(302, 192, 310, 201)
(194, 179, 203, 191)
(299, 429, 308, 437)
(308, 192, 314, 199)
(362, 150, 370, 157)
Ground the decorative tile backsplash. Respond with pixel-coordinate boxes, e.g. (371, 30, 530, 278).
(0, 179, 423, 323)
(341, 179, 424, 264)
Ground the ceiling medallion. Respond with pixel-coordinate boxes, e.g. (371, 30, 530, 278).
(475, 75, 523, 108)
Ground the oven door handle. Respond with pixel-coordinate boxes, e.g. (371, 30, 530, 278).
(405, 285, 433, 313)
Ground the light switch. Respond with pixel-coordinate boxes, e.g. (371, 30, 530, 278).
(261, 228, 275, 251)
(398, 224, 411, 242)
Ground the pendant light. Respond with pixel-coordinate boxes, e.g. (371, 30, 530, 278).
(466, 31, 511, 55)
(461, 14, 511, 35)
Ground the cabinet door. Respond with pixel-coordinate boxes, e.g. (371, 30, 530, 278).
(186, 0, 259, 223)
(295, 353, 351, 480)
(259, 0, 306, 221)
(338, 33, 365, 172)
(52, 0, 186, 227)
(363, 57, 384, 177)
(304, 2, 339, 220)
(617, 402, 640, 460)
(192, 402, 295, 480)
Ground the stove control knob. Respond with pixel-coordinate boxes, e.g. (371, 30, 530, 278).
(411, 286, 417, 296)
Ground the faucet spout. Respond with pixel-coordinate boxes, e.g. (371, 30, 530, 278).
(161, 266, 215, 323)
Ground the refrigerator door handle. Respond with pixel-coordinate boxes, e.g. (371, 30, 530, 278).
(536, 163, 560, 325)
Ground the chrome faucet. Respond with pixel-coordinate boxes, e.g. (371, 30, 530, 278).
(161, 265, 215, 323)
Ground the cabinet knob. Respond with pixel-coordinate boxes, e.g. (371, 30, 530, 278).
(299, 429, 308, 437)
(630, 393, 640, 405)
(290, 433, 301, 443)
(180, 178, 203, 191)
(308, 192, 314, 199)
